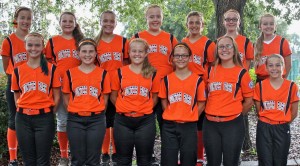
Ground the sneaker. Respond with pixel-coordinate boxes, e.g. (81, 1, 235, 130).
(111, 153, 117, 166)
(101, 154, 110, 166)
(151, 156, 160, 166)
(196, 159, 205, 166)
(8, 160, 18, 166)
(58, 157, 69, 166)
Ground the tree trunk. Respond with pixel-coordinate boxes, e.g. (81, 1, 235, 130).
(212, 0, 252, 151)
(213, 0, 246, 38)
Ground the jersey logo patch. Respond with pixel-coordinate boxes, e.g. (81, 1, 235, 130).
(14, 52, 27, 63)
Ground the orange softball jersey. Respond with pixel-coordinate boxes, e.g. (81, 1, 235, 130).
(159, 72, 206, 122)
(96, 34, 128, 72)
(11, 63, 60, 109)
(182, 36, 215, 75)
(205, 65, 254, 116)
(235, 35, 254, 69)
(45, 35, 81, 79)
(254, 78, 299, 122)
(62, 66, 111, 113)
(111, 65, 160, 115)
(132, 30, 178, 79)
(255, 35, 292, 77)
(1, 33, 27, 74)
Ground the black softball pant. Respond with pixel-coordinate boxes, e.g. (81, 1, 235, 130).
(6, 75, 17, 130)
(114, 113, 156, 166)
(161, 120, 197, 166)
(256, 120, 290, 166)
(15, 112, 55, 166)
(67, 112, 106, 166)
(203, 115, 245, 166)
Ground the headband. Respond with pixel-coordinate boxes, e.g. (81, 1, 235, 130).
(78, 39, 96, 47)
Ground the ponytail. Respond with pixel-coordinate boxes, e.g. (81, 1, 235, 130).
(142, 56, 156, 78)
(255, 32, 264, 63)
(40, 54, 49, 75)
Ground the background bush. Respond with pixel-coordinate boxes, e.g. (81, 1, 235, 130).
(0, 74, 8, 160)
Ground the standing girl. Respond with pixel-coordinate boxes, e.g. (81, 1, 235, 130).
(159, 42, 206, 166)
(133, 6, 178, 163)
(1, 6, 32, 165)
(203, 36, 254, 166)
(223, 9, 254, 70)
(181, 11, 215, 165)
(62, 38, 111, 166)
(45, 11, 84, 166)
(94, 10, 128, 165)
(11, 32, 61, 166)
(255, 14, 292, 81)
(254, 54, 299, 166)
(110, 38, 160, 166)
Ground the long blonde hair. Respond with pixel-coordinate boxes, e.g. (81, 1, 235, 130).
(255, 14, 276, 62)
(213, 36, 242, 67)
(94, 10, 116, 45)
(129, 38, 156, 78)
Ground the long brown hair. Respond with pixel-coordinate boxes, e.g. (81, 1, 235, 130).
(129, 38, 156, 78)
(255, 14, 276, 62)
(59, 12, 84, 48)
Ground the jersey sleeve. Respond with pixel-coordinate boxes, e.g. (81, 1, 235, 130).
(245, 40, 254, 60)
(11, 69, 20, 91)
(282, 39, 292, 57)
(158, 77, 167, 99)
(197, 80, 206, 101)
(291, 83, 300, 103)
(52, 66, 61, 88)
(207, 41, 216, 63)
(110, 69, 120, 91)
(102, 71, 111, 94)
(1, 38, 10, 57)
(241, 72, 254, 98)
(44, 39, 53, 60)
(151, 73, 161, 93)
(123, 39, 129, 59)
(253, 83, 260, 101)
(61, 71, 71, 93)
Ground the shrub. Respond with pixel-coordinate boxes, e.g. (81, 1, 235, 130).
(0, 74, 8, 159)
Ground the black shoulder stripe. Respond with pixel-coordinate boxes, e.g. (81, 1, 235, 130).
(207, 66, 212, 79)
(122, 37, 127, 55)
(203, 40, 212, 67)
(244, 38, 250, 56)
(14, 68, 21, 93)
(101, 70, 107, 91)
(192, 77, 203, 110)
(285, 82, 294, 114)
(49, 38, 56, 63)
(234, 69, 247, 98)
(66, 70, 75, 100)
(164, 76, 169, 102)
(48, 65, 56, 94)
(117, 68, 123, 97)
(6, 37, 14, 66)
(259, 81, 264, 110)
(134, 33, 139, 38)
(280, 37, 285, 56)
(170, 34, 174, 48)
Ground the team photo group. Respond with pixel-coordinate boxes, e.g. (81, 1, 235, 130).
(1, 3, 299, 166)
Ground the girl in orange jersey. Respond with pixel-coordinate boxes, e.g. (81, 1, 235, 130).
(45, 11, 84, 165)
(159, 42, 206, 166)
(203, 36, 254, 166)
(62, 38, 111, 166)
(181, 11, 215, 166)
(94, 10, 129, 166)
(1, 6, 32, 165)
(11, 32, 61, 166)
(255, 14, 292, 81)
(110, 38, 160, 166)
(254, 54, 299, 166)
(223, 9, 254, 70)
(133, 5, 178, 164)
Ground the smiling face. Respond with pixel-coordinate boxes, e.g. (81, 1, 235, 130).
(15, 9, 32, 31)
(223, 11, 240, 32)
(100, 12, 116, 35)
(146, 6, 163, 32)
(79, 44, 97, 65)
(60, 13, 76, 35)
(129, 41, 148, 65)
(217, 37, 235, 63)
(172, 46, 191, 70)
(260, 16, 276, 36)
(187, 15, 203, 36)
(25, 36, 43, 60)
(266, 56, 284, 79)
